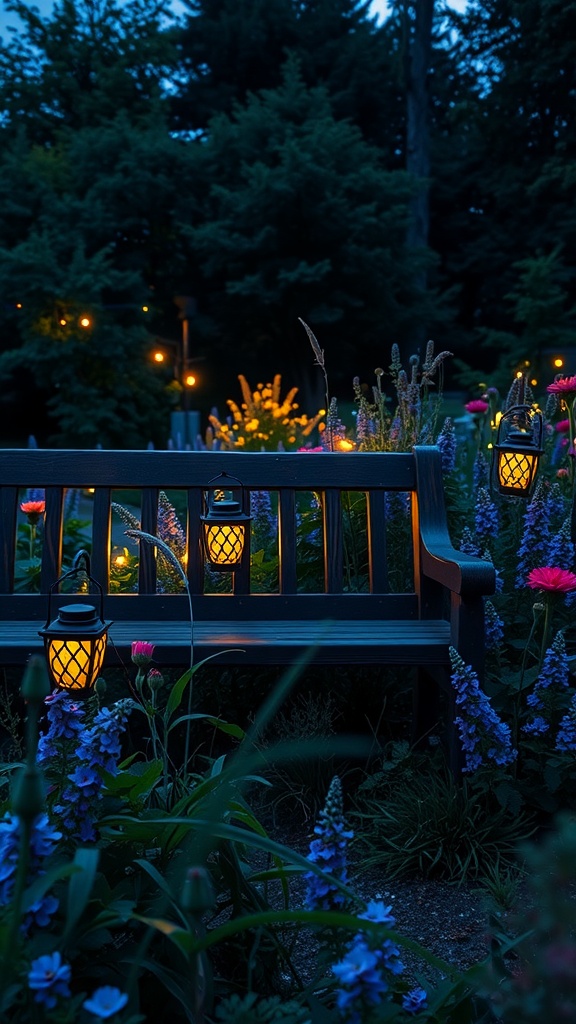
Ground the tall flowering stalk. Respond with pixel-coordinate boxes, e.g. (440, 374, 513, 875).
(547, 375, 576, 485)
(304, 776, 353, 912)
(516, 484, 552, 587)
(332, 900, 407, 1023)
(449, 648, 517, 772)
(523, 631, 569, 736)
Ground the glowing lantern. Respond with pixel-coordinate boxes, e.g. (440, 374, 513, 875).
(39, 551, 111, 694)
(491, 405, 543, 498)
(200, 473, 251, 571)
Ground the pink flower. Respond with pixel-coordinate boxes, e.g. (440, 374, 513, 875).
(527, 567, 576, 594)
(557, 468, 570, 479)
(20, 500, 45, 522)
(555, 419, 570, 432)
(547, 375, 576, 397)
(465, 399, 489, 415)
(131, 640, 155, 666)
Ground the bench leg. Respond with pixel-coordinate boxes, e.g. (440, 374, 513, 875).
(411, 667, 440, 751)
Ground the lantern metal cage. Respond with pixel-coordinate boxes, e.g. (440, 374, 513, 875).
(491, 404, 544, 498)
(200, 472, 252, 571)
(38, 550, 111, 694)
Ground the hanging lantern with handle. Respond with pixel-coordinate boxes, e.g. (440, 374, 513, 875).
(491, 404, 544, 498)
(38, 550, 111, 694)
(200, 472, 251, 571)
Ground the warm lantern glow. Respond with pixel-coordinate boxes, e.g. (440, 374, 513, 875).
(40, 603, 110, 694)
(334, 437, 356, 451)
(46, 633, 107, 691)
(204, 523, 245, 566)
(79, 315, 92, 328)
(142, 305, 149, 312)
(554, 357, 564, 368)
(200, 472, 252, 571)
(59, 318, 67, 326)
(492, 405, 543, 498)
(184, 373, 196, 387)
(153, 350, 165, 363)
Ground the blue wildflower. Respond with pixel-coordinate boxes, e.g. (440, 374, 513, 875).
(548, 516, 575, 571)
(84, 986, 129, 1019)
(545, 482, 568, 532)
(475, 487, 499, 545)
(250, 490, 277, 548)
(485, 600, 504, 653)
(333, 941, 389, 1023)
(304, 776, 353, 911)
(403, 987, 428, 1014)
(28, 952, 71, 1009)
(473, 450, 489, 492)
(0, 813, 61, 928)
(556, 695, 576, 751)
(460, 527, 481, 557)
(450, 647, 517, 772)
(436, 417, 456, 474)
(516, 483, 552, 586)
(524, 632, 569, 736)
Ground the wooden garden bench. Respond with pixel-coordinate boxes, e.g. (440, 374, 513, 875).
(0, 447, 495, 755)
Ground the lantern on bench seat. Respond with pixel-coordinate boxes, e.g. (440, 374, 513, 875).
(492, 404, 543, 498)
(200, 472, 251, 571)
(39, 550, 111, 694)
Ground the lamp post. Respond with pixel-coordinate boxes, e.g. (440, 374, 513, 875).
(172, 295, 199, 447)
(38, 550, 111, 695)
(200, 473, 252, 571)
(491, 405, 544, 499)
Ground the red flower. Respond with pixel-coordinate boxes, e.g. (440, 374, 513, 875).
(527, 567, 576, 593)
(557, 468, 570, 479)
(555, 419, 570, 433)
(465, 399, 489, 414)
(547, 375, 576, 397)
(131, 640, 155, 666)
(20, 500, 45, 516)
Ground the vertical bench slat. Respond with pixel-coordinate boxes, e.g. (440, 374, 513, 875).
(139, 487, 159, 594)
(278, 489, 297, 594)
(233, 500, 251, 595)
(186, 487, 204, 595)
(0, 488, 18, 593)
(323, 489, 343, 594)
(367, 490, 389, 594)
(41, 487, 64, 592)
(91, 487, 111, 592)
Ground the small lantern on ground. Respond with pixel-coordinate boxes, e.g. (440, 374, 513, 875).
(492, 404, 543, 498)
(39, 550, 111, 694)
(200, 472, 251, 571)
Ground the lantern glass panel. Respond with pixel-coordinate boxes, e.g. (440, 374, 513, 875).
(497, 449, 537, 493)
(204, 523, 245, 566)
(47, 634, 107, 691)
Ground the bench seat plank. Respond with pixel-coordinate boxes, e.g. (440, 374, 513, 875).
(0, 619, 451, 667)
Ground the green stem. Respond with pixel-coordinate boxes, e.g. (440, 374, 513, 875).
(539, 597, 553, 672)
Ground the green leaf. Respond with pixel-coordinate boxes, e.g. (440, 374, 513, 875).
(64, 847, 100, 937)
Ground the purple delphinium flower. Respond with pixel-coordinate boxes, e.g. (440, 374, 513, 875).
(522, 715, 550, 736)
(28, 952, 71, 1009)
(485, 600, 505, 653)
(333, 899, 405, 1023)
(556, 694, 576, 751)
(524, 633, 570, 736)
(157, 492, 186, 562)
(0, 813, 61, 928)
(450, 647, 517, 772)
(460, 527, 481, 557)
(304, 776, 354, 911)
(250, 490, 277, 548)
(545, 482, 568, 533)
(54, 700, 132, 843)
(37, 691, 85, 762)
(548, 516, 575, 572)
(474, 487, 499, 545)
(403, 987, 428, 1014)
(473, 450, 490, 492)
(436, 417, 456, 475)
(516, 483, 552, 587)
(83, 986, 129, 1019)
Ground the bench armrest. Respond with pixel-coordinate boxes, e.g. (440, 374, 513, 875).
(414, 446, 496, 599)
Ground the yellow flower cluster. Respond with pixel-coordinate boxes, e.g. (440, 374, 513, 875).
(208, 374, 325, 451)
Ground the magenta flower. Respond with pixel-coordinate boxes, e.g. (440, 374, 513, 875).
(547, 375, 576, 397)
(465, 399, 489, 414)
(555, 419, 570, 432)
(527, 567, 576, 594)
(131, 640, 155, 666)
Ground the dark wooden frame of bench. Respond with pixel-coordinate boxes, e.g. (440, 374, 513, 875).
(0, 446, 495, 761)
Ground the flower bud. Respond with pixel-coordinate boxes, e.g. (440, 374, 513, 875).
(11, 766, 45, 822)
(21, 656, 51, 705)
(181, 866, 215, 914)
(147, 669, 164, 693)
(131, 640, 155, 667)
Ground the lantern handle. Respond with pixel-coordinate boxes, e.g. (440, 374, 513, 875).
(43, 548, 104, 629)
(206, 471, 244, 489)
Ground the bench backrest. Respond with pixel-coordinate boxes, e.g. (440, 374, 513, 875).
(0, 448, 450, 624)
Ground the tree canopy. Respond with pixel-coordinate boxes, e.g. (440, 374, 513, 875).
(0, 0, 574, 445)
